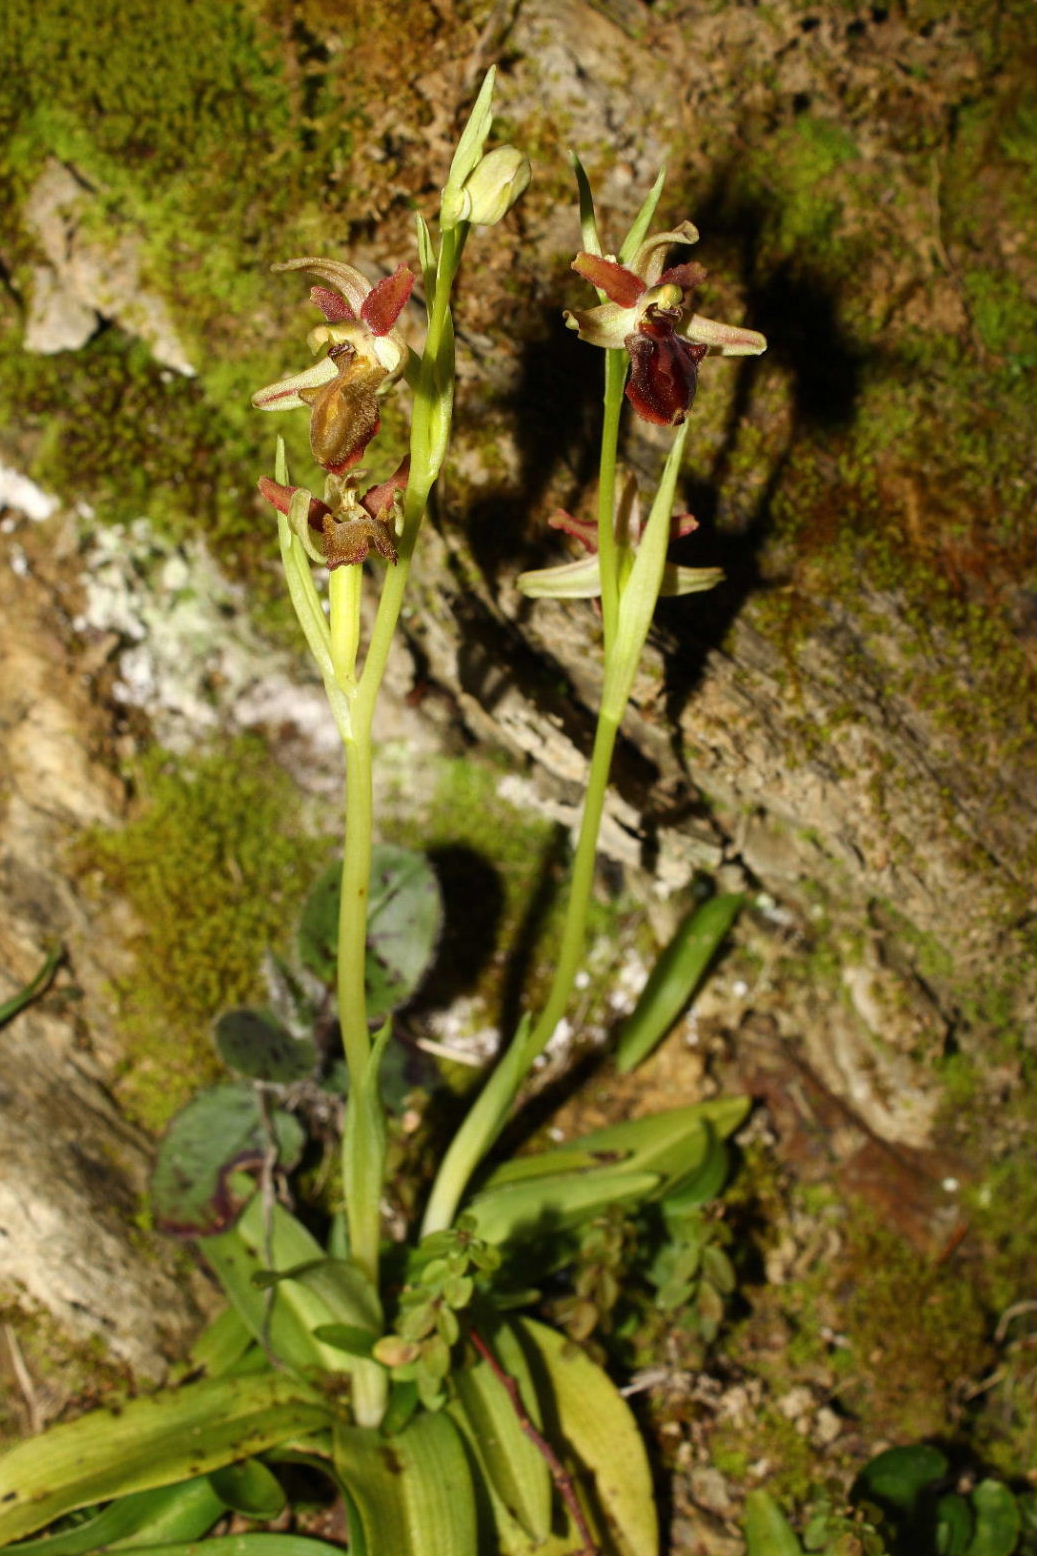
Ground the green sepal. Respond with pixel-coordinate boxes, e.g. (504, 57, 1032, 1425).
(333, 1411, 478, 1556)
(0, 1373, 330, 1544)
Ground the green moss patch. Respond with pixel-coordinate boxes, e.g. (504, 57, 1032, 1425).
(78, 738, 330, 1132)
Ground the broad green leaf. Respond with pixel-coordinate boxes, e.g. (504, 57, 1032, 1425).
(200, 1192, 380, 1382)
(333, 1411, 478, 1556)
(207, 1461, 285, 1520)
(110, 1539, 345, 1556)
(615, 895, 743, 1073)
(857, 1444, 948, 1512)
(215, 1008, 317, 1084)
(4, 1479, 223, 1556)
(742, 1490, 804, 1556)
(0, 1374, 329, 1544)
(298, 847, 442, 1019)
(185, 1304, 255, 1380)
(966, 1481, 1022, 1556)
(449, 1324, 551, 1542)
(151, 1084, 304, 1236)
(516, 1318, 657, 1556)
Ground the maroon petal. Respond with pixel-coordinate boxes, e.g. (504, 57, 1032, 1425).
(310, 285, 356, 324)
(625, 331, 707, 426)
(658, 261, 707, 293)
(670, 511, 699, 540)
(258, 477, 332, 531)
(572, 253, 645, 308)
(548, 508, 599, 554)
(362, 457, 411, 521)
(361, 266, 416, 336)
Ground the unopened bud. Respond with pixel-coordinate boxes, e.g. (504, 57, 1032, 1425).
(442, 145, 531, 229)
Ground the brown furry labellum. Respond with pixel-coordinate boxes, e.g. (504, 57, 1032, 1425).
(300, 345, 387, 475)
(321, 512, 398, 568)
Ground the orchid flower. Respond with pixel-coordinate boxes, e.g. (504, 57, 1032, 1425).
(258, 458, 410, 568)
(517, 473, 723, 599)
(565, 222, 766, 426)
(252, 258, 415, 474)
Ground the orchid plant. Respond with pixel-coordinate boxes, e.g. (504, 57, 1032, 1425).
(0, 72, 765, 1556)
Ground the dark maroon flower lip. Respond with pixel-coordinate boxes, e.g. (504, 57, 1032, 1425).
(563, 221, 766, 425)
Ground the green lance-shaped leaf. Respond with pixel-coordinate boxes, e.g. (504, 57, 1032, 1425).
(481, 1098, 749, 1193)
(615, 893, 743, 1073)
(333, 1410, 478, 1556)
(2, 1477, 226, 1556)
(467, 1101, 750, 1249)
(515, 1318, 658, 1556)
(466, 1168, 658, 1248)
(0, 1373, 330, 1545)
(151, 1083, 304, 1237)
(449, 1323, 552, 1544)
(215, 1008, 317, 1084)
(742, 1490, 805, 1556)
(965, 1480, 1022, 1556)
(298, 846, 443, 1019)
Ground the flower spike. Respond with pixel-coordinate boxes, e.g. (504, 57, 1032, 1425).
(252, 258, 415, 473)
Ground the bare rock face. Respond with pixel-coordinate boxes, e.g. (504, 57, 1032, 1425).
(0, 513, 208, 1381)
(22, 161, 195, 375)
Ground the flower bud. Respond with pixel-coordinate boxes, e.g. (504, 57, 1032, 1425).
(442, 145, 531, 229)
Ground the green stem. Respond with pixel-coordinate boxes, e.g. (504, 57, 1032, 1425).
(333, 222, 467, 1315)
(421, 424, 692, 1235)
(596, 348, 627, 640)
(338, 725, 374, 1084)
(420, 704, 622, 1236)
